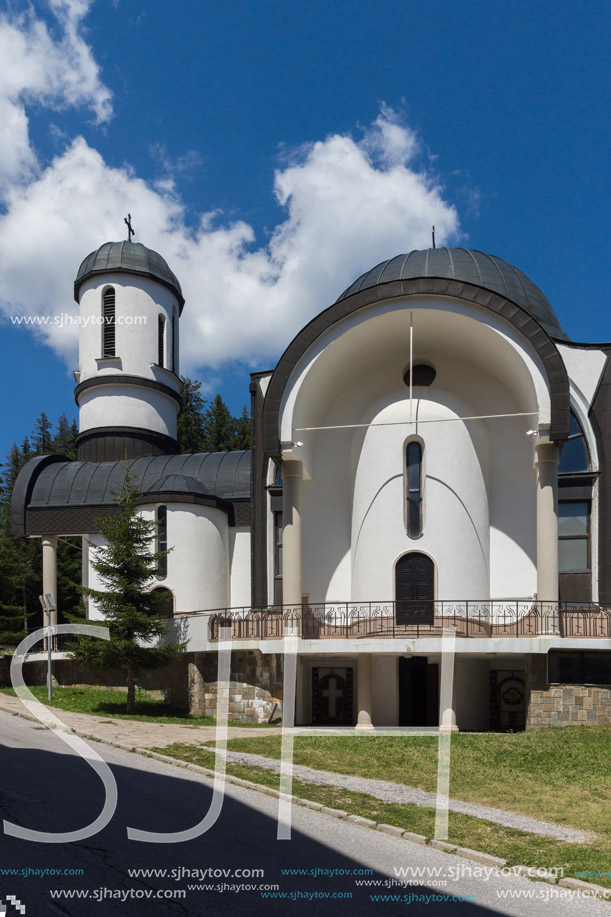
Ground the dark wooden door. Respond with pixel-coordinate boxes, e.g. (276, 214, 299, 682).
(399, 658, 439, 726)
(396, 553, 434, 625)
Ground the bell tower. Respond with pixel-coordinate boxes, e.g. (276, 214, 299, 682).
(73, 241, 184, 462)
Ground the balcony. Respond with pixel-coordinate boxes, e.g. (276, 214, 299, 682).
(203, 601, 611, 642)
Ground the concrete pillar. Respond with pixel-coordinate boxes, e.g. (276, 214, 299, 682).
(282, 460, 302, 608)
(42, 536, 58, 647)
(535, 441, 560, 632)
(356, 653, 374, 730)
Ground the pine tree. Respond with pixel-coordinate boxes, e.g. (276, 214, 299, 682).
(202, 394, 236, 452)
(54, 414, 78, 459)
(71, 472, 183, 712)
(32, 413, 53, 454)
(234, 405, 251, 450)
(177, 377, 207, 453)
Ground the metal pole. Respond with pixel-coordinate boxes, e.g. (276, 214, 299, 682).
(46, 605, 52, 702)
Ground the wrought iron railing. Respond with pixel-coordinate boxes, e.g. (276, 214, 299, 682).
(201, 600, 611, 642)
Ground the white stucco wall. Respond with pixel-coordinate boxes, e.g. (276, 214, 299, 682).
(77, 273, 181, 438)
(229, 526, 251, 607)
(283, 297, 543, 604)
(78, 274, 180, 381)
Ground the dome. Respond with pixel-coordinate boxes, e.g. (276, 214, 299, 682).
(337, 248, 568, 341)
(74, 241, 184, 310)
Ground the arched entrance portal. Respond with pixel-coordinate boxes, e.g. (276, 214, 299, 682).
(395, 553, 435, 626)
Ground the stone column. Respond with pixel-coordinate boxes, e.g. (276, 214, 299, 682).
(282, 460, 303, 608)
(42, 536, 58, 647)
(535, 441, 560, 632)
(356, 653, 374, 730)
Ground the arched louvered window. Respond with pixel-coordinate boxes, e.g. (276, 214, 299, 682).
(158, 315, 166, 368)
(157, 505, 168, 578)
(102, 287, 115, 357)
(406, 441, 423, 538)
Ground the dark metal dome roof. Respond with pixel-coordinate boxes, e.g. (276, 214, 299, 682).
(337, 248, 568, 341)
(74, 241, 184, 309)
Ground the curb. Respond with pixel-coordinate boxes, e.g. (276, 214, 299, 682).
(2, 701, 609, 899)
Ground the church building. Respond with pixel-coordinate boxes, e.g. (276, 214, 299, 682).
(11, 241, 611, 730)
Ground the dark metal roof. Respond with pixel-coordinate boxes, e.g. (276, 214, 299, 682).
(74, 242, 184, 309)
(141, 474, 210, 497)
(337, 248, 569, 341)
(12, 451, 250, 533)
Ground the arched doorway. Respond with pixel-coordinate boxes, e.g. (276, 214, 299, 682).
(395, 553, 434, 626)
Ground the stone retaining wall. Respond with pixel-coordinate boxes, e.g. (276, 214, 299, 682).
(525, 653, 611, 727)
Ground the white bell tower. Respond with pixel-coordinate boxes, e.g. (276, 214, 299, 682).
(73, 240, 184, 462)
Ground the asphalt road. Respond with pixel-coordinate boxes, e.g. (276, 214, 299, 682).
(0, 711, 608, 917)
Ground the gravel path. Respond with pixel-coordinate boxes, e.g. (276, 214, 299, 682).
(202, 745, 588, 844)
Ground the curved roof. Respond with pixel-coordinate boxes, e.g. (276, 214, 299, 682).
(74, 241, 184, 309)
(11, 451, 250, 534)
(337, 248, 568, 341)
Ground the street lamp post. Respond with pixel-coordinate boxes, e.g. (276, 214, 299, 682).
(39, 593, 56, 702)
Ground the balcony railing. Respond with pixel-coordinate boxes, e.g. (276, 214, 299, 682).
(203, 601, 611, 642)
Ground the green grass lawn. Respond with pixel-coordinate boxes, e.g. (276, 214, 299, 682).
(156, 741, 611, 885)
(0, 685, 279, 728)
(223, 728, 611, 838)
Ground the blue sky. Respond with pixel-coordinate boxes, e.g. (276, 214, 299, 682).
(0, 0, 609, 459)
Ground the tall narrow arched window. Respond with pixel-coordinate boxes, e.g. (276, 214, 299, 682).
(151, 586, 173, 617)
(158, 315, 166, 368)
(406, 441, 423, 538)
(559, 412, 589, 473)
(171, 309, 177, 373)
(102, 287, 115, 357)
(157, 505, 168, 578)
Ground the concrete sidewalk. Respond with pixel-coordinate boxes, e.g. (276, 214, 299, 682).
(0, 693, 278, 747)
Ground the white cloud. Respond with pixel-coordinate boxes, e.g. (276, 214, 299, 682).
(0, 0, 111, 193)
(0, 4, 460, 377)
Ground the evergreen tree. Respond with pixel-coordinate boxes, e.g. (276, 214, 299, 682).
(202, 394, 236, 452)
(177, 377, 207, 453)
(53, 414, 78, 459)
(32, 413, 53, 454)
(57, 537, 86, 623)
(71, 472, 183, 712)
(234, 405, 251, 450)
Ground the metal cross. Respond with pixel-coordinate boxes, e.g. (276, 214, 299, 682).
(124, 213, 135, 242)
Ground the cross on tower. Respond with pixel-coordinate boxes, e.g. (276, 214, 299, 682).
(124, 213, 135, 242)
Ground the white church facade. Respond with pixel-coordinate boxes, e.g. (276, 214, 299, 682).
(11, 241, 611, 730)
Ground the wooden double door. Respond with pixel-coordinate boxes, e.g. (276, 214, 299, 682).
(395, 552, 435, 625)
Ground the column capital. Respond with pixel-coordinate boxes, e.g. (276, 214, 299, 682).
(282, 459, 303, 478)
(535, 441, 560, 466)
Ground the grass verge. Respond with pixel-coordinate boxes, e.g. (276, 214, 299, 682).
(0, 686, 278, 728)
(223, 729, 611, 836)
(154, 741, 611, 886)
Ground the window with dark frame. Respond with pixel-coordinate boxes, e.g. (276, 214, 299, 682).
(102, 287, 115, 357)
(406, 441, 423, 538)
(558, 501, 590, 572)
(549, 651, 611, 686)
(157, 505, 168, 578)
(273, 511, 283, 605)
